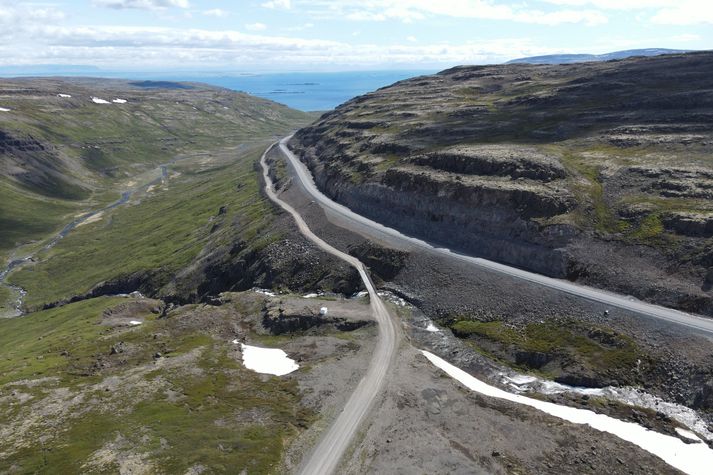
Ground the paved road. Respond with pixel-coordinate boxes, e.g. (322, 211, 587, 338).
(260, 144, 399, 475)
(277, 136, 713, 337)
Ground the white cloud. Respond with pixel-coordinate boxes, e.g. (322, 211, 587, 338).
(203, 8, 228, 17)
(0, 0, 705, 71)
(286, 22, 315, 31)
(297, 0, 608, 26)
(541, 0, 673, 8)
(670, 33, 701, 42)
(0, 21, 560, 69)
(262, 0, 291, 9)
(0, 3, 66, 40)
(650, 2, 713, 25)
(542, 0, 713, 24)
(93, 0, 189, 10)
(245, 22, 267, 31)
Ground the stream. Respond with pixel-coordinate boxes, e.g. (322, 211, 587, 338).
(0, 141, 252, 318)
(0, 163, 170, 317)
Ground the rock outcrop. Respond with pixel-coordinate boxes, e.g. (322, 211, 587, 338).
(291, 51, 713, 315)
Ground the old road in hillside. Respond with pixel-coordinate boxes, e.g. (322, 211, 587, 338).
(260, 144, 399, 474)
(275, 135, 713, 338)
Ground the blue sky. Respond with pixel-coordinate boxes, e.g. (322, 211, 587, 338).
(0, 0, 711, 71)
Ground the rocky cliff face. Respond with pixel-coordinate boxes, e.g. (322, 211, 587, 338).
(0, 129, 89, 200)
(291, 52, 713, 315)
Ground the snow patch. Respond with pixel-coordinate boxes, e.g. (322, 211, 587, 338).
(425, 322, 440, 332)
(509, 372, 713, 441)
(538, 379, 607, 396)
(128, 321, 142, 326)
(238, 343, 298, 376)
(303, 292, 322, 299)
(91, 97, 110, 104)
(421, 350, 713, 475)
(377, 291, 408, 307)
(112, 98, 127, 104)
(253, 288, 276, 297)
(0, 107, 11, 112)
(676, 428, 703, 442)
(613, 387, 713, 442)
(57, 93, 72, 98)
(505, 374, 538, 386)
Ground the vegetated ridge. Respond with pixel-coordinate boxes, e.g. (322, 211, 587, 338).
(0, 77, 359, 314)
(290, 51, 713, 316)
(0, 78, 371, 472)
(507, 48, 693, 64)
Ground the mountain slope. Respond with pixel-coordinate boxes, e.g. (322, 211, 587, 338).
(0, 77, 308, 259)
(0, 78, 377, 472)
(1, 78, 362, 316)
(507, 48, 692, 64)
(289, 51, 713, 316)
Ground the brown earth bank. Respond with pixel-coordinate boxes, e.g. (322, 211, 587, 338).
(289, 51, 713, 317)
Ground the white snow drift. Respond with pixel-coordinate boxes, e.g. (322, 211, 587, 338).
(57, 93, 71, 98)
(113, 98, 127, 104)
(235, 341, 299, 376)
(424, 321, 440, 332)
(91, 97, 110, 104)
(421, 349, 713, 475)
(0, 107, 11, 112)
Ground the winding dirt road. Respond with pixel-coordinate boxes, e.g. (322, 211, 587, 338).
(260, 144, 399, 475)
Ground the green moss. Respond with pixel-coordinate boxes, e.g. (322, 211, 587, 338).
(449, 319, 641, 372)
(0, 297, 126, 384)
(0, 295, 315, 473)
(557, 151, 627, 234)
(0, 179, 81, 255)
(629, 213, 665, 240)
(0, 285, 13, 314)
(450, 320, 519, 344)
(1, 346, 310, 474)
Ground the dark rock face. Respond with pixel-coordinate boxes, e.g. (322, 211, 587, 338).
(514, 351, 552, 369)
(0, 129, 89, 200)
(703, 270, 713, 292)
(291, 52, 713, 315)
(693, 379, 713, 410)
(348, 241, 407, 282)
(662, 213, 713, 237)
(261, 303, 371, 335)
(298, 146, 576, 278)
(0, 130, 47, 154)
(409, 146, 567, 181)
(40, 227, 363, 311)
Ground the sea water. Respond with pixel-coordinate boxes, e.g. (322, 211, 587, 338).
(162, 70, 434, 111)
(0, 68, 434, 111)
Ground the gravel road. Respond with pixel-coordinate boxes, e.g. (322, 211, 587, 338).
(260, 143, 399, 474)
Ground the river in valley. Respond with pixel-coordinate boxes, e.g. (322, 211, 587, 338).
(0, 163, 169, 317)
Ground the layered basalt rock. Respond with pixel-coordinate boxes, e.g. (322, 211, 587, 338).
(291, 52, 713, 315)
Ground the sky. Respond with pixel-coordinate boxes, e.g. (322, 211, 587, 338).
(0, 0, 711, 72)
